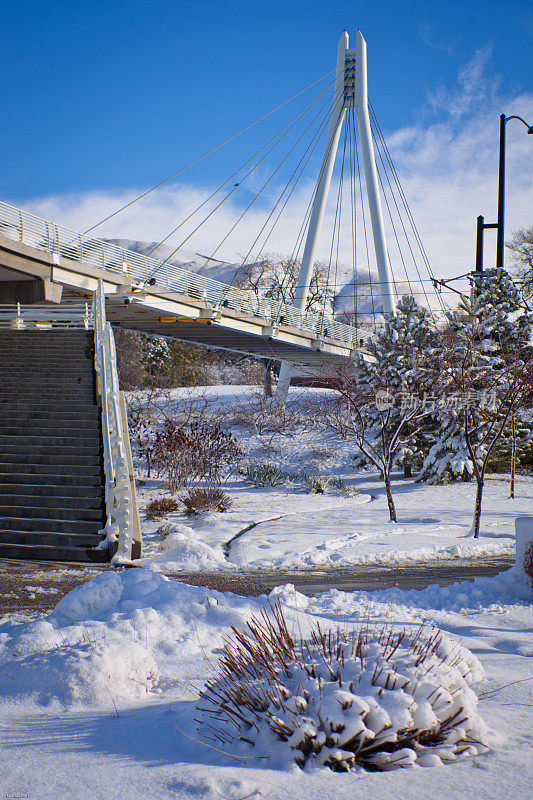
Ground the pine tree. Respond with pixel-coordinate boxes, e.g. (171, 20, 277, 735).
(419, 269, 533, 489)
(435, 269, 533, 537)
(144, 336, 171, 376)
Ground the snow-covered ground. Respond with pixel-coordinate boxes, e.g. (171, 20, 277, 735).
(0, 564, 531, 799)
(0, 385, 531, 798)
(133, 386, 533, 573)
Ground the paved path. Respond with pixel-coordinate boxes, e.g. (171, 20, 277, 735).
(0, 554, 514, 616)
(226, 554, 515, 596)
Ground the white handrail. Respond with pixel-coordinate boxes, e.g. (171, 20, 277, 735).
(0, 199, 373, 350)
(0, 303, 93, 329)
(93, 279, 135, 562)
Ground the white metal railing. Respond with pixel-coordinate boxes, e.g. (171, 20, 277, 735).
(0, 199, 372, 350)
(93, 279, 135, 562)
(0, 302, 93, 329)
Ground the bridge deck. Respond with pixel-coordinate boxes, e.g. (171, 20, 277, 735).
(0, 200, 371, 367)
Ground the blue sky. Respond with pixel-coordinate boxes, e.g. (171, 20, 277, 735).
(1, 0, 532, 280)
(1, 0, 532, 197)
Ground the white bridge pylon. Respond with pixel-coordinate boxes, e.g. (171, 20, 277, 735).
(277, 30, 396, 400)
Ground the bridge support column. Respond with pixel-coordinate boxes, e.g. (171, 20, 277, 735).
(277, 32, 348, 403)
(277, 29, 395, 404)
(353, 30, 395, 315)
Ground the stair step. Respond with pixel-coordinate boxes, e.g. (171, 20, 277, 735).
(0, 346, 94, 356)
(0, 469, 102, 483)
(0, 425, 101, 438)
(0, 407, 100, 419)
(0, 398, 96, 406)
(1, 530, 105, 548)
(0, 358, 94, 366)
(0, 443, 101, 456)
(0, 353, 94, 362)
(0, 349, 94, 356)
(0, 542, 109, 563)
(0, 390, 94, 397)
(0, 403, 99, 414)
(0, 505, 105, 521)
(0, 336, 93, 343)
(0, 453, 102, 466)
(0, 483, 103, 498)
(0, 516, 104, 534)
(0, 337, 93, 346)
(0, 428, 101, 446)
(0, 434, 101, 447)
(0, 494, 104, 509)
(0, 379, 94, 388)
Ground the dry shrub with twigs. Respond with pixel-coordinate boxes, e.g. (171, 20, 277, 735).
(150, 420, 243, 493)
(197, 605, 487, 772)
(145, 496, 182, 520)
(181, 488, 233, 516)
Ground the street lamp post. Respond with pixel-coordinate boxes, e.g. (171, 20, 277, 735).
(497, 114, 533, 268)
(475, 113, 532, 275)
(435, 113, 532, 303)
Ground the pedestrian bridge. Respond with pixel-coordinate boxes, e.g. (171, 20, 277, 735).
(0, 200, 371, 370)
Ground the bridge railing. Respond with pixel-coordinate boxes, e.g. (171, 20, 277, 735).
(0, 302, 92, 329)
(0, 200, 370, 349)
(93, 278, 136, 563)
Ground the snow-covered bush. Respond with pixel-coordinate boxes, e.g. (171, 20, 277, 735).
(198, 606, 487, 772)
(180, 487, 233, 516)
(245, 462, 293, 487)
(153, 419, 243, 492)
(145, 496, 181, 519)
(302, 473, 358, 496)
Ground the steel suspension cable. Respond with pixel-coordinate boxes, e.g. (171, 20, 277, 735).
(371, 130, 418, 300)
(148, 85, 339, 281)
(233, 85, 340, 282)
(197, 98, 340, 281)
(82, 68, 337, 235)
(369, 118, 434, 306)
(212, 83, 348, 301)
(270, 86, 349, 320)
(369, 103, 446, 313)
(142, 79, 335, 261)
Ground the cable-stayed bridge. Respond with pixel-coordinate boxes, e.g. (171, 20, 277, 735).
(0, 28, 446, 562)
(0, 198, 371, 369)
(0, 30, 441, 384)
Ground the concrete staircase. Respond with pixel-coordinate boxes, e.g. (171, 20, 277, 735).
(0, 329, 109, 562)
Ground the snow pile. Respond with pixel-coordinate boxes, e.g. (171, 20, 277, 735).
(0, 569, 254, 709)
(199, 609, 487, 772)
(306, 565, 533, 622)
(139, 522, 231, 571)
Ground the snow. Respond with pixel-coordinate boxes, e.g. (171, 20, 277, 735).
(131, 386, 532, 574)
(1, 386, 532, 797)
(0, 564, 531, 798)
(138, 472, 528, 574)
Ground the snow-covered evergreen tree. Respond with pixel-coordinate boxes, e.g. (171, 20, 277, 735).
(417, 413, 479, 484)
(327, 295, 441, 520)
(418, 269, 533, 486)
(144, 336, 171, 376)
(429, 269, 533, 536)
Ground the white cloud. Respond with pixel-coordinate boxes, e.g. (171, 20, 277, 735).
(11, 47, 533, 308)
